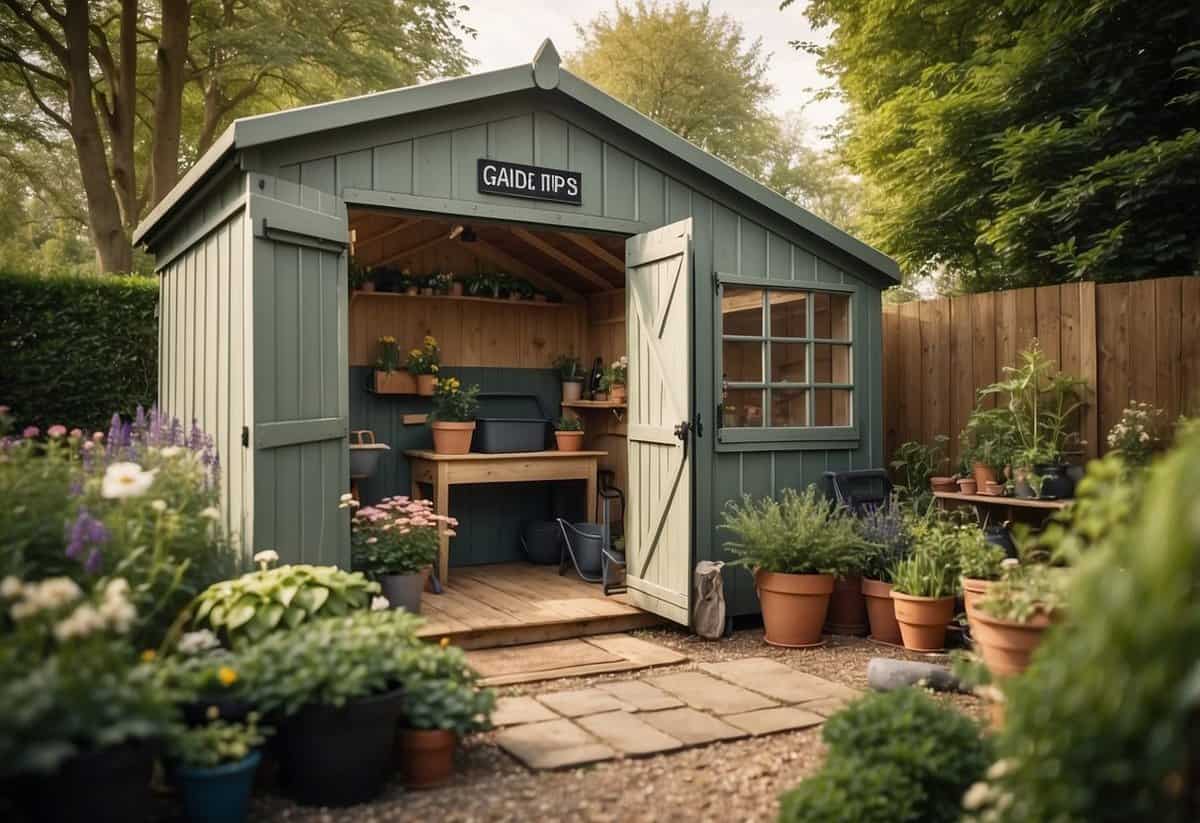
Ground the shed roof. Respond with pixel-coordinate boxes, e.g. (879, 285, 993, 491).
(135, 40, 899, 283)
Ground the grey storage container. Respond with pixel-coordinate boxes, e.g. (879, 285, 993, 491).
(473, 393, 550, 453)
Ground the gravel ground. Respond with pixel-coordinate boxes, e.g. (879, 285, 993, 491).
(250, 625, 984, 822)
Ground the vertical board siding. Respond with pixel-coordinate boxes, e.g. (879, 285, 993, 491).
(881, 276, 1200, 466)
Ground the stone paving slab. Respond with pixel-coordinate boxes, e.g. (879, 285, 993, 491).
(699, 657, 855, 704)
(804, 695, 856, 717)
(537, 688, 634, 718)
(595, 679, 685, 711)
(576, 711, 685, 756)
(637, 707, 748, 746)
(647, 671, 778, 715)
(492, 696, 560, 727)
(723, 706, 825, 736)
(495, 719, 616, 770)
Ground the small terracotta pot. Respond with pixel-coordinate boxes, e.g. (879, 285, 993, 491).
(431, 421, 474, 455)
(825, 575, 869, 636)
(416, 374, 436, 396)
(534, 293, 547, 302)
(609, 384, 626, 404)
(508, 293, 521, 301)
(420, 287, 434, 296)
(754, 570, 833, 648)
(555, 431, 584, 452)
(861, 578, 902, 644)
(972, 462, 998, 488)
(891, 591, 956, 651)
(396, 728, 456, 789)
(962, 576, 992, 622)
(360, 281, 376, 293)
(405, 286, 419, 296)
(981, 481, 1006, 497)
(930, 476, 957, 492)
(562, 380, 583, 403)
(594, 392, 609, 402)
(375, 370, 416, 395)
(957, 478, 978, 495)
(449, 282, 464, 297)
(971, 610, 1054, 677)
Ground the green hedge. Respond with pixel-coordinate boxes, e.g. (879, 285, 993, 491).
(0, 270, 158, 433)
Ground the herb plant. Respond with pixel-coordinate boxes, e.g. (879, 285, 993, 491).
(348, 496, 453, 576)
(890, 517, 963, 597)
(552, 354, 584, 382)
(958, 530, 1007, 581)
(429, 377, 479, 422)
(554, 415, 583, 432)
(856, 500, 911, 582)
(169, 714, 270, 769)
(890, 435, 948, 513)
(977, 563, 1067, 623)
(397, 642, 495, 735)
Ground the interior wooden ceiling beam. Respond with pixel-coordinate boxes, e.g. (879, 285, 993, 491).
(462, 239, 586, 304)
(509, 227, 616, 290)
(355, 218, 419, 248)
(561, 232, 625, 274)
(372, 225, 453, 266)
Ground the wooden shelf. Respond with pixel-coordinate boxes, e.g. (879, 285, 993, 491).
(561, 400, 627, 409)
(933, 491, 1071, 510)
(351, 291, 575, 308)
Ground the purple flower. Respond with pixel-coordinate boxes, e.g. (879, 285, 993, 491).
(65, 507, 110, 564)
(84, 548, 103, 575)
(133, 405, 147, 437)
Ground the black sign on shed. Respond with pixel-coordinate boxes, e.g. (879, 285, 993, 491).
(477, 158, 582, 206)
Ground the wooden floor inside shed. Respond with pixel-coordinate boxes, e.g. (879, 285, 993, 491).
(415, 563, 660, 650)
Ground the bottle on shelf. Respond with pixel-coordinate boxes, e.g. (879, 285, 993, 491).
(587, 357, 604, 399)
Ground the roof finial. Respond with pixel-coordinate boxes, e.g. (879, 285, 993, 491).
(532, 38, 561, 90)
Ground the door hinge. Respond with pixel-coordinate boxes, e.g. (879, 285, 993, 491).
(694, 410, 704, 438)
(713, 272, 721, 294)
(241, 426, 249, 448)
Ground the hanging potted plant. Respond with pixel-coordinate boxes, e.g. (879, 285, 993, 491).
(553, 354, 585, 403)
(429, 377, 479, 455)
(395, 642, 495, 789)
(374, 336, 416, 394)
(347, 494, 451, 614)
(889, 521, 961, 651)
(607, 356, 628, 404)
(407, 336, 440, 396)
(855, 502, 911, 645)
(971, 563, 1065, 677)
(721, 487, 863, 648)
(554, 415, 584, 451)
(169, 713, 270, 823)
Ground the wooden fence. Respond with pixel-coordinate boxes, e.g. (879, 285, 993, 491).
(881, 276, 1200, 466)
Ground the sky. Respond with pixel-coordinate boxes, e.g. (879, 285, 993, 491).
(458, 0, 844, 147)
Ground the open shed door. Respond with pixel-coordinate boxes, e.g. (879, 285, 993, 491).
(248, 175, 351, 567)
(625, 219, 694, 625)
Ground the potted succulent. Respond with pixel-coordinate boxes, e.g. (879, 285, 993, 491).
(607, 356, 628, 404)
(889, 520, 961, 651)
(348, 495, 453, 614)
(855, 502, 911, 645)
(169, 713, 270, 823)
(553, 354, 585, 403)
(721, 487, 863, 648)
(972, 562, 1065, 677)
(407, 335, 441, 396)
(395, 642, 495, 788)
(554, 415, 584, 451)
(374, 335, 416, 394)
(234, 610, 424, 807)
(958, 530, 1007, 622)
(429, 376, 479, 455)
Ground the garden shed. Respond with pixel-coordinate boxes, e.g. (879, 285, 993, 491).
(133, 40, 899, 636)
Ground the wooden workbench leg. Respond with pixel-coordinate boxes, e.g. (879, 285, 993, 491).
(411, 477, 421, 501)
(436, 471, 450, 584)
(586, 466, 597, 524)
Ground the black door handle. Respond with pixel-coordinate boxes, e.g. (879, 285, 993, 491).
(674, 420, 691, 442)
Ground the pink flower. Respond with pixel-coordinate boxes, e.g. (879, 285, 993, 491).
(69, 428, 83, 439)
(22, 426, 38, 438)
(0, 406, 9, 416)
(47, 425, 67, 438)
(92, 432, 104, 443)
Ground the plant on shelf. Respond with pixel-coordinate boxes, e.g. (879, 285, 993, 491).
(374, 335, 414, 394)
(349, 260, 374, 293)
(890, 435, 949, 512)
(406, 335, 441, 396)
(466, 273, 503, 299)
(721, 486, 867, 648)
(959, 406, 1017, 489)
(855, 500, 912, 644)
(428, 271, 454, 294)
(345, 494, 455, 614)
(553, 354, 585, 403)
(1105, 401, 1167, 468)
(510, 277, 535, 300)
(168, 712, 271, 823)
(554, 415, 585, 452)
(603, 356, 628, 403)
(399, 268, 418, 295)
(889, 516, 963, 651)
(428, 377, 480, 455)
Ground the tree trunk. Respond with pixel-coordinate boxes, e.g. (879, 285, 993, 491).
(148, 0, 190, 206)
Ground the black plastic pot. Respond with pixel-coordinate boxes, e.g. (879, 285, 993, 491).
(521, 520, 564, 565)
(275, 687, 405, 807)
(1034, 463, 1075, 499)
(13, 740, 157, 823)
(473, 393, 550, 453)
(983, 524, 1017, 558)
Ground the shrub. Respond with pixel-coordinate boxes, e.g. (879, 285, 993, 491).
(780, 756, 923, 822)
(397, 642, 495, 735)
(347, 495, 452, 576)
(0, 270, 157, 434)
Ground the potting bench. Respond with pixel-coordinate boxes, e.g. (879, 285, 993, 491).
(933, 491, 1070, 526)
(405, 449, 607, 583)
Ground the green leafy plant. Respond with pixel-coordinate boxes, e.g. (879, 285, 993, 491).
(552, 354, 584, 382)
(374, 335, 401, 373)
(190, 564, 379, 648)
(720, 486, 867, 577)
(958, 530, 1007, 582)
(347, 495, 453, 576)
(168, 714, 270, 769)
(554, 415, 583, 432)
(405, 335, 441, 376)
(890, 517, 962, 597)
(977, 563, 1067, 623)
(959, 406, 1018, 473)
(427, 271, 454, 293)
(510, 277, 535, 299)
(1105, 401, 1167, 467)
(348, 260, 373, 290)
(429, 376, 479, 423)
(855, 499, 911, 582)
(890, 436, 949, 513)
(779, 688, 991, 823)
(397, 642, 495, 735)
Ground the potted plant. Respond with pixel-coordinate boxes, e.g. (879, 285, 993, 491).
(890, 436, 949, 513)
(374, 336, 415, 394)
(466, 273, 502, 299)
(234, 610, 424, 807)
(553, 354, 585, 403)
(554, 415, 584, 451)
(401, 269, 419, 296)
(429, 376, 479, 455)
(972, 562, 1065, 677)
(164, 639, 252, 726)
(960, 406, 1015, 488)
(855, 501, 911, 645)
(418, 275, 435, 296)
(449, 273, 465, 297)
(169, 713, 270, 823)
(428, 271, 454, 295)
(957, 475, 978, 495)
(958, 530, 1007, 622)
(407, 335, 440, 396)
(607, 356, 628, 404)
(889, 519, 961, 651)
(504, 275, 522, 301)
(348, 495, 453, 614)
(349, 260, 375, 293)
(395, 642, 495, 788)
(721, 486, 863, 648)
(510, 278, 535, 301)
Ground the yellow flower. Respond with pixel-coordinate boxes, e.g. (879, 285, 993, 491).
(440, 636, 450, 648)
(140, 649, 157, 663)
(409, 348, 421, 357)
(430, 364, 439, 373)
(424, 335, 437, 347)
(217, 666, 238, 687)
(206, 705, 220, 721)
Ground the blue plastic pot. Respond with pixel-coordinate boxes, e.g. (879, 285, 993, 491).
(177, 750, 261, 823)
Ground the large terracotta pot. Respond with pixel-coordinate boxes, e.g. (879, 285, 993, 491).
(431, 421, 475, 454)
(562, 380, 583, 403)
(554, 431, 584, 452)
(754, 570, 833, 648)
(416, 374, 436, 396)
(396, 728, 456, 789)
(891, 591, 956, 652)
(825, 575, 868, 636)
(962, 576, 992, 622)
(375, 370, 415, 395)
(971, 610, 1054, 677)
(972, 462, 998, 488)
(861, 578, 902, 644)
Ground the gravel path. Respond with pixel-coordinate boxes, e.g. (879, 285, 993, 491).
(252, 626, 983, 822)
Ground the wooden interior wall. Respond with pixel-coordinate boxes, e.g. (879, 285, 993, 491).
(584, 289, 629, 504)
(881, 276, 1200, 467)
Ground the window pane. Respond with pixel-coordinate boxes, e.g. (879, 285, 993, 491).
(723, 340, 763, 383)
(769, 291, 807, 338)
(722, 388, 765, 427)
(812, 343, 852, 384)
(722, 287, 763, 336)
(770, 389, 808, 427)
(770, 342, 807, 383)
(813, 389, 852, 426)
(812, 292, 851, 339)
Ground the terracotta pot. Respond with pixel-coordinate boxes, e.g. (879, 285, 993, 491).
(534, 293, 548, 302)
(416, 374, 436, 396)
(754, 570, 833, 648)
(971, 610, 1054, 677)
(359, 281, 376, 294)
(891, 591, 956, 651)
(562, 380, 583, 403)
(825, 575, 869, 636)
(981, 480, 1006, 497)
(396, 728, 456, 789)
(508, 293, 521, 301)
(420, 287, 434, 296)
(962, 576, 992, 622)
(375, 370, 416, 395)
(957, 478, 978, 495)
(594, 392, 609, 402)
(972, 462, 998, 488)
(431, 421, 474, 455)
(609, 384, 627, 404)
(554, 431, 584, 452)
(861, 578, 902, 644)
(449, 282, 464, 297)
(930, 476, 957, 492)
(405, 286, 419, 296)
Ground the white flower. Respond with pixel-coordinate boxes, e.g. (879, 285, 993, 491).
(987, 758, 1016, 781)
(339, 492, 354, 503)
(54, 603, 106, 641)
(177, 629, 221, 655)
(151, 499, 168, 513)
(1139, 432, 1150, 443)
(99, 597, 137, 633)
(370, 595, 390, 611)
(1001, 557, 1020, 568)
(103, 578, 130, 601)
(23, 577, 83, 613)
(101, 462, 157, 499)
(200, 506, 221, 520)
(253, 549, 279, 570)
(962, 781, 992, 811)
(159, 446, 183, 458)
(0, 576, 22, 599)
